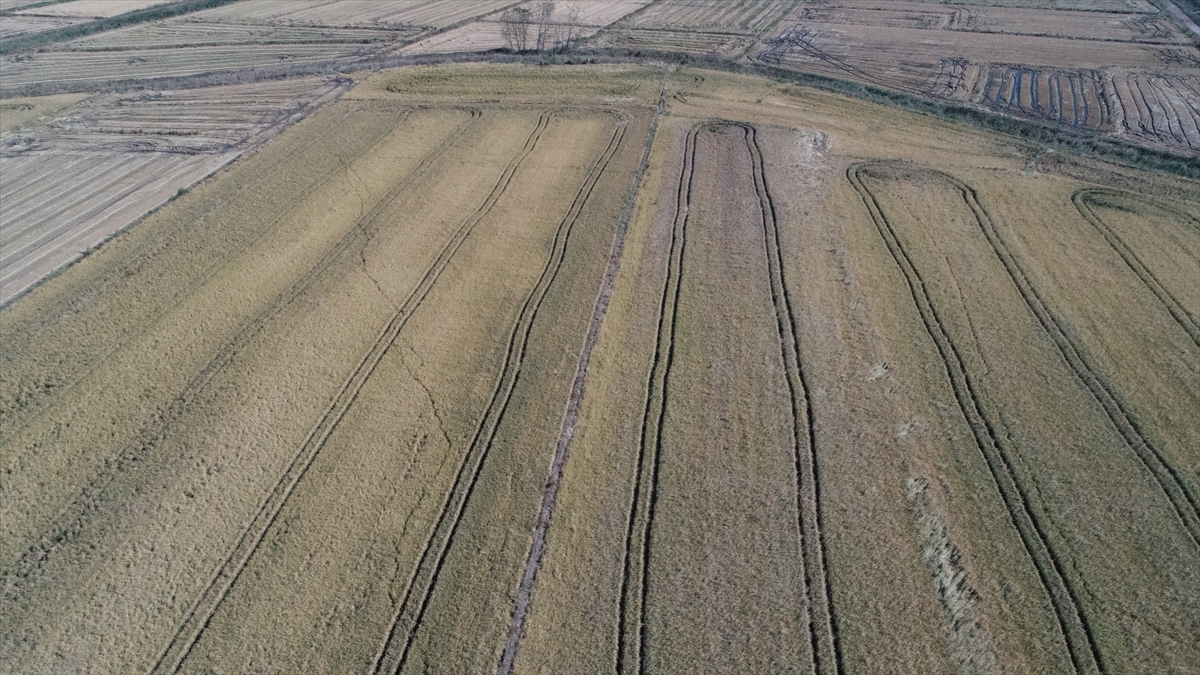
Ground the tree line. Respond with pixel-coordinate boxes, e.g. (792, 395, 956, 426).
(500, 2, 582, 53)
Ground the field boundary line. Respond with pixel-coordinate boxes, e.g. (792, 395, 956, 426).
(496, 67, 671, 675)
(141, 108, 499, 675)
(370, 113, 628, 675)
(1071, 188, 1200, 347)
(743, 123, 841, 675)
(616, 121, 698, 675)
(1, 105, 415, 597)
(848, 162, 1105, 675)
(945, 174, 1200, 547)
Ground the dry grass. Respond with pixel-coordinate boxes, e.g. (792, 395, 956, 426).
(192, 0, 515, 29)
(1, 63, 1197, 675)
(12, 0, 175, 19)
(0, 92, 86, 132)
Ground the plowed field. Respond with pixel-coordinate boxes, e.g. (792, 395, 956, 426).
(1, 64, 1196, 675)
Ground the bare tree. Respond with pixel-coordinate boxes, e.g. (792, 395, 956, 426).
(500, 7, 532, 51)
(535, 1, 555, 52)
(556, 4, 580, 53)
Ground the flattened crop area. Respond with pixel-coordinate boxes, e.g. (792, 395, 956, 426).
(1, 64, 1197, 675)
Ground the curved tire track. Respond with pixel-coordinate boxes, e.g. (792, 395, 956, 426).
(848, 162, 1106, 675)
(617, 122, 840, 675)
(1071, 188, 1200, 348)
(145, 109, 541, 675)
(743, 123, 841, 675)
(370, 114, 627, 675)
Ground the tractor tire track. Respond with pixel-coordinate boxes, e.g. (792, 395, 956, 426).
(496, 70, 670, 675)
(618, 122, 841, 675)
(948, 174, 1200, 548)
(2, 106, 439, 599)
(370, 113, 626, 675)
(848, 162, 1106, 675)
(1071, 189, 1200, 348)
(743, 123, 842, 675)
(941, 174, 1200, 548)
(616, 123, 699, 675)
(145, 109, 541, 675)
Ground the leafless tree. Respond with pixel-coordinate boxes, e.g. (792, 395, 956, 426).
(535, 1, 555, 52)
(559, 4, 580, 52)
(500, 7, 532, 52)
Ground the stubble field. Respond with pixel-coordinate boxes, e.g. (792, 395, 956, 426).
(1, 62, 1197, 675)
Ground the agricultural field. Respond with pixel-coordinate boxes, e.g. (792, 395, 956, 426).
(0, 75, 350, 304)
(1, 43, 373, 89)
(1, 61, 1197, 675)
(400, 0, 651, 56)
(191, 0, 516, 29)
(12, 0, 177, 18)
(0, 14, 88, 40)
(752, 0, 1200, 152)
(594, 0, 802, 54)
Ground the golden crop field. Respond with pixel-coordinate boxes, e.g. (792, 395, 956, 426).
(1, 61, 1196, 675)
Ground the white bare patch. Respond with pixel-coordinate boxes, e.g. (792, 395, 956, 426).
(907, 476, 1002, 675)
(896, 419, 918, 437)
(866, 362, 891, 381)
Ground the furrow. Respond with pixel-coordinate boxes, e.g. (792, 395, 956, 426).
(372, 112, 623, 675)
(847, 163, 1105, 675)
(144, 108, 528, 675)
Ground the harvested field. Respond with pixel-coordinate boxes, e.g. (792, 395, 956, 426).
(975, 65, 1111, 130)
(626, 0, 800, 32)
(0, 151, 235, 305)
(192, 0, 516, 29)
(0, 92, 86, 132)
(0, 43, 371, 89)
(0, 76, 349, 304)
(751, 0, 1200, 152)
(795, 2, 1189, 43)
(60, 19, 421, 50)
(1112, 71, 1200, 151)
(2, 63, 1198, 675)
(595, 0, 799, 55)
(13, 0, 175, 19)
(0, 0, 57, 10)
(398, 21, 510, 55)
(0, 13, 88, 39)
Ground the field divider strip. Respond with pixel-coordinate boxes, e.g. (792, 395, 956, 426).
(2, 105, 418, 596)
(847, 162, 1104, 675)
(140, 108, 495, 675)
(743, 123, 841, 675)
(946, 175, 1200, 547)
(371, 112, 627, 675)
(1070, 189, 1200, 348)
(496, 70, 671, 675)
(616, 121, 698, 675)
